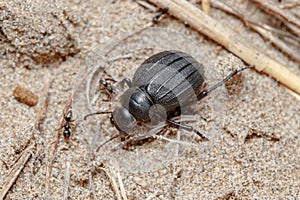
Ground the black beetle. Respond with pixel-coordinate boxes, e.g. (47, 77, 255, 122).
(84, 50, 250, 143)
(113, 51, 206, 133)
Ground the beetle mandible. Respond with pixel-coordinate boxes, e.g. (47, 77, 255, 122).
(84, 50, 250, 141)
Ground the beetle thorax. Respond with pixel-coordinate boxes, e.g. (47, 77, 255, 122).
(120, 87, 153, 123)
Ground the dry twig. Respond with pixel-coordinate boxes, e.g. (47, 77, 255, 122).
(35, 79, 53, 132)
(201, 0, 210, 14)
(101, 160, 128, 200)
(250, 0, 300, 36)
(251, 0, 300, 29)
(115, 161, 127, 200)
(63, 161, 71, 200)
(0, 142, 36, 199)
(87, 129, 98, 199)
(101, 164, 122, 200)
(146, 0, 300, 95)
(209, 0, 300, 62)
(135, 0, 158, 11)
(45, 69, 91, 198)
(0, 78, 55, 198)
(45, 96, 73, 199)
(279, 2, 300, 9)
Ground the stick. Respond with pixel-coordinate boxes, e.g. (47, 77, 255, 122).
(63, 161, 71, 200)
(146, 0, 300, 95)
(101, 165, 122, 200)
(45, 69, 92, 198)
(280, 2, 300, 9)
(113, 161, 127, 200)
(201, 0, 210, 14)
(251, 0, 300, 37)
(35, 79, 53, 132)
(88, 128, 98, 199)
(45, 96, 72, 199)
(0, 143, 35, 199)
(210, 0, 300, 62)
(251, 0, 300, 31)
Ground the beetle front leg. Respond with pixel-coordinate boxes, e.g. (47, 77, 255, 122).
(118, 78, 132, 89)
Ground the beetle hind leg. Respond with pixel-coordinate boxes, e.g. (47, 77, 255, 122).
(167, 119, 209, 141)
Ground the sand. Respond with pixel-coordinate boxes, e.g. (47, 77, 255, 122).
(0, 0, 299, 199)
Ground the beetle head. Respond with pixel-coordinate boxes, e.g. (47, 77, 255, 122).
(112, 106, 137, 133)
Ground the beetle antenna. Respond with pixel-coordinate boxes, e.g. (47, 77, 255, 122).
(84, 111, 112, 120)
(197, 66, 253, 100)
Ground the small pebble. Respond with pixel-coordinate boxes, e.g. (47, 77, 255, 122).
(13, 86, 38, 106)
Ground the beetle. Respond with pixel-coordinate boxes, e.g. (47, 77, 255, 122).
(112, 51, 206, 134)
(84, 50, 250, 145)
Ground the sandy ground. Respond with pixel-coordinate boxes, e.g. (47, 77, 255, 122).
(0, 0, 299, 199)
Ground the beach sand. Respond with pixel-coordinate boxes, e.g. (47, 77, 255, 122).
(0, 0, 299, 199)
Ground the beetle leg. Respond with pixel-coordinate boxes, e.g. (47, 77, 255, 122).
(197, 66, 252, 100)
(118, 78, 132, 88)
(96, 134, 120, 152)
(99, 77, 118, 101)
(152, 7, 169, 23)
(167, 119, 209, 141)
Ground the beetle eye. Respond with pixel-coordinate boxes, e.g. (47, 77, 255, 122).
(112, 106, 137, 133)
